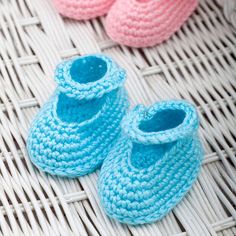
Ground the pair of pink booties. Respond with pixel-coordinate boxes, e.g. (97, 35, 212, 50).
(53, 0, 198, 48)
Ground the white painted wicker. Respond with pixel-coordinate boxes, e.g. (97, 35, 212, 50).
(0, 0, 235, 235)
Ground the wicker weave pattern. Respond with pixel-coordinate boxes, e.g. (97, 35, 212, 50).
(0, 0, 235, 235)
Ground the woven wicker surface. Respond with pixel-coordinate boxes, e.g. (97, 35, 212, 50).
(0, 0, 235, 235)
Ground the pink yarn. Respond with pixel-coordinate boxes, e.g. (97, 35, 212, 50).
(53, 0, 115, 20)
(105, 0, 198, 47)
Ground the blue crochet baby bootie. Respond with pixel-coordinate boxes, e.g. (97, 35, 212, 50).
(98, 100, 203, 225)
(27, 54, 129, 178)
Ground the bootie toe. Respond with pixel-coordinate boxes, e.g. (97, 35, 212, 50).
(105, 0, 198, 47)
(53, 0, 115, 20)
(99, 100, 203, 224)
(27, 54, 129, 177)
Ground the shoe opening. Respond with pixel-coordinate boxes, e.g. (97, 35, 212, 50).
(122, 100, 199, 145)
(139, 109, 186, 133)
(55, 54, 126, 101)
(70, 56, 107, 84)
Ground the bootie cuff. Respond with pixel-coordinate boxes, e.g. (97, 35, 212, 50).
(55, 54, 126, 100)
(122, 100, 199, 145)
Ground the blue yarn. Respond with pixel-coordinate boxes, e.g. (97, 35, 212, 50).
(27, 54, 129, 178)
(98, 100, 203, 225)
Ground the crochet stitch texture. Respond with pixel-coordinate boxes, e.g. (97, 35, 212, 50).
(53, 0, 115, 20)
(27, 54, 129, 177)
(98, 100, 203, 224)
(105, 0, 198, 48)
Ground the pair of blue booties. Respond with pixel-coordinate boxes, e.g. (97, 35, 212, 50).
(27, 54, 203, 225)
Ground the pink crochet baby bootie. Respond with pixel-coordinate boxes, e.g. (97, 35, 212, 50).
(105, 0, 198, 47)
(53, 0, 115, 20)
